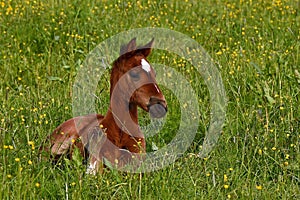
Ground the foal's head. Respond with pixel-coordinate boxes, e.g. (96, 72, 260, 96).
(110, 38, 167, 119)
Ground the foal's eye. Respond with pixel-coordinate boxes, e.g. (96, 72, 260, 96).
(129, 70, 140, 80)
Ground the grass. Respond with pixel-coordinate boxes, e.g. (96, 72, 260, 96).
(0, 0, 299, 199)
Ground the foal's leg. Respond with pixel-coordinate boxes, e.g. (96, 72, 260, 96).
(125, 137, 146, 153)
(118, 136, 146, 168)
(86, 155, 104, 175)
(84, 126, 107, 175)
(86, 135, 147, 173)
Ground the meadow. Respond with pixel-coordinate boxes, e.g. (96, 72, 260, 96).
(0, 0, 299, 199)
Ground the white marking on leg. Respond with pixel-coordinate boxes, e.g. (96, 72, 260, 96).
(141, 59, 151, 73)
(86, 160, 97, 175)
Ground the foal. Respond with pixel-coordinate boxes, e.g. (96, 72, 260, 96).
(42, 38, 167, 173)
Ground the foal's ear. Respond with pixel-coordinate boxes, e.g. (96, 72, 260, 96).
(120, 38, 137, 55)
(137, 38, 154, 57)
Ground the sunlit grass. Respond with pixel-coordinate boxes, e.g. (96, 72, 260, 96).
(1, 0, 299, 199)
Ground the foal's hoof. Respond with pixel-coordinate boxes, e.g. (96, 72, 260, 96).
(149, 104, 167, 118)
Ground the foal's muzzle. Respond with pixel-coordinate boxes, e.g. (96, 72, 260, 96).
(148, 97, 167, 118)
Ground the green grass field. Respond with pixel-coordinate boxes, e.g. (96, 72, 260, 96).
(1, 0, 299, 199)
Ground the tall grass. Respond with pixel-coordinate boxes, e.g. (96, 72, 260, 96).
(1, 0, 299, 199)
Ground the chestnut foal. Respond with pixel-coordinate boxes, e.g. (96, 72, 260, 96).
(42, 38, 167, 174)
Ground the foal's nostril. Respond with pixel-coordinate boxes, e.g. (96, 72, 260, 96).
(149, 104, 167, 118)
(148, 96, 167, 118)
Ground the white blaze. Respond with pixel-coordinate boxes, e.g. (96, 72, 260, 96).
(141, 59, 151, 73)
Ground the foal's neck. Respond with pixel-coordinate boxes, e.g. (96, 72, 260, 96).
(101, 99, 143, 142)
